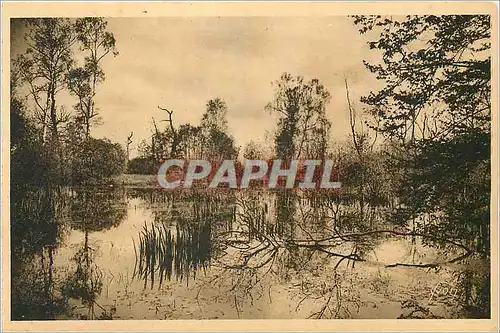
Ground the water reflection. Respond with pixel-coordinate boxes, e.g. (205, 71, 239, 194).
(63, 187, 127, 319)
(62, 243, 107, 319)
(11, 185, 128, 320)
(134, 221, 212, 288)
(11, 185, 489, 320)
(69, 186, 128, 232)
(11, 186, 69, 320)
(132, 189, 234, 288)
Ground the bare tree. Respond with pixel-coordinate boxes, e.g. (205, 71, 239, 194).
(126, 132, 134, 162)
(157, 105, 181, 158)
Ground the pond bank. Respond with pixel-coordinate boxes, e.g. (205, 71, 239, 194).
(113, 174, 157, 187)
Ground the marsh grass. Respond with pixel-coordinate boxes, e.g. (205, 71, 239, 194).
(134, 219, 212, 289)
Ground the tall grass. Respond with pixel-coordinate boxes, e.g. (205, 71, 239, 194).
(134, 220, 212, 289)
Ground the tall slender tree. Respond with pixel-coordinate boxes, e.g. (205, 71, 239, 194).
(68, 18, 118, 138)
(15, 18, 77, 143)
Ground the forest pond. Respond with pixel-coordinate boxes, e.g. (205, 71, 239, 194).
(11, 184, 488, 320)
(9, 14, 492, 323)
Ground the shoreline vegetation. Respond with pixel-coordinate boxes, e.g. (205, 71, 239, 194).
(114, 174, 158, 187)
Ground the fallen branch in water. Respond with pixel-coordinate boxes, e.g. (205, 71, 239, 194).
(384, 249, 474, 269)
(292, 229, 473, 254)
(291, 243, 365, 263)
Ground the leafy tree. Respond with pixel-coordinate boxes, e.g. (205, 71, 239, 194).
(354, 15, 491, 317)
(243, 140, 264, 160)
(200, 98, 239, 160)
(177, 124, 203, 159)
(206, 128, 239, 160)
(353, 15, 490, 141)
(201, 98, 229, 134)
(10, 97, 50, 188)
(13, 18, 122, 184)
(73, 138, 127, 184)
(14, 18, 77, 143)
(127, 156, 155, 174)
(266, 73, 331, 160)
(392, 129, 490, 253)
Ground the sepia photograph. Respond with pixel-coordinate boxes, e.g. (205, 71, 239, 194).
(1, 1, 498, 331)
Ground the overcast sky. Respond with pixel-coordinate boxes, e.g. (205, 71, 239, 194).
(12, 17, 381, 157)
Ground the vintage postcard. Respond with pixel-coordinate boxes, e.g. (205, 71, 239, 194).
(1, 1, 498, 331)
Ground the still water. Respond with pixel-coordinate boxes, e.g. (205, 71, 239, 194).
(11, 186, 480, 320)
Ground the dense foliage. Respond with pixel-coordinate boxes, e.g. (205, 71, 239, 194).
(353, 15, 491, 317)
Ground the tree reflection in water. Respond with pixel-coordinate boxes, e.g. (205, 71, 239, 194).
(130, 188, 381, 318)
(166, 189, 481, 319)
(11, 186, 128, 320)
(12, 185, 490, 320)
(62, 187, 127, 319)
(132, 189, 234, 289)
(11, 186, 69, 320)
(210, 189, 373, 318)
